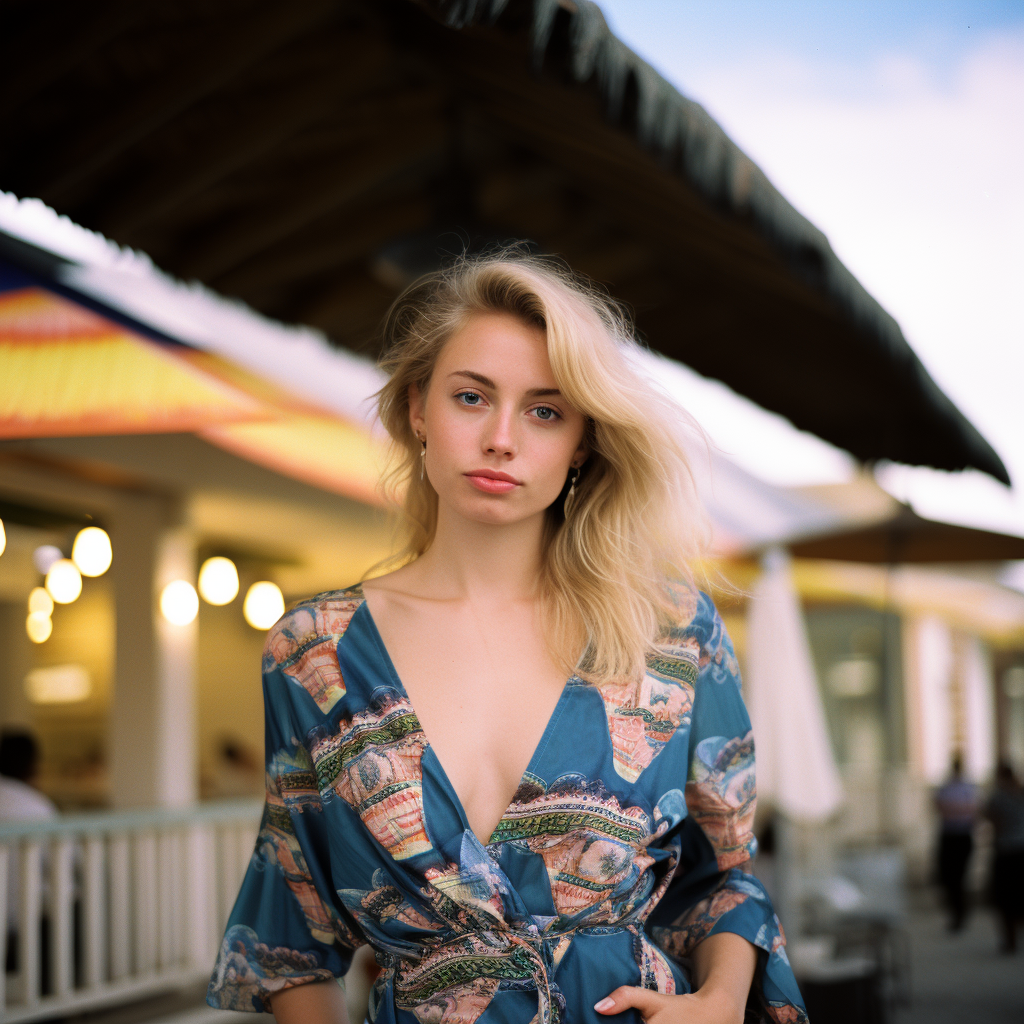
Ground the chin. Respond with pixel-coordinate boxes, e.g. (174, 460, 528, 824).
(443, 490, 541, 527)
(458, 498, 527, 525)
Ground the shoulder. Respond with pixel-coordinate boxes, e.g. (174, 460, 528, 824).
(262, 584, 365, 674)
(0, 777, 58, 819)
(646, 584, 719, 681)
(660, 585, 729, 653)
(658, 586, 740, 690)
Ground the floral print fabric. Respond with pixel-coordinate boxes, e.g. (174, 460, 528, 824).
(207, 586, 806, 1024)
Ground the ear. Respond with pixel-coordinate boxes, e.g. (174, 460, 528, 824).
(570, 440, 589, 470)
(408, 383, 426, 438)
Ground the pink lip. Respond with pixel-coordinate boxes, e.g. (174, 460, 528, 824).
(465, 470, 521, 494)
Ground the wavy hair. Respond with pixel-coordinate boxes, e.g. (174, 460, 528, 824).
(375, 251, 709, 685)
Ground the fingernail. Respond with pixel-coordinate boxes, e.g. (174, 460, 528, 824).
(594, 998, 615, 1013)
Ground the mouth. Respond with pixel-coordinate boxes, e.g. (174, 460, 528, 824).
(464, 469, 521, 494)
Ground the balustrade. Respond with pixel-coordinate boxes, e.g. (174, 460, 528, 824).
(0, 799, 262, 1023)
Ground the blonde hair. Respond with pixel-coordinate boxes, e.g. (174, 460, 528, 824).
(375, 252, 709, 685)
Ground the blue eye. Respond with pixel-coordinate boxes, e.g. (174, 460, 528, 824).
(533, 406, 559, 421)
(456, 391, 483, 406)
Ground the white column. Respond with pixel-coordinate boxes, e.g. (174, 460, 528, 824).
(961, 635, 996, 782)
(154, 529, 198, 807)
(109, 493, 197, 808)
(908, 615, 954, 785)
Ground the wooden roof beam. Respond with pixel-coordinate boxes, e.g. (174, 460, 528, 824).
(99, 52, 394, 241)
(210, 196, 431, 301)
(291, 269, 395, 347)
(0, 2, 142, 115)
(174, 129, 444, 281)
(29, 0, 341, 208)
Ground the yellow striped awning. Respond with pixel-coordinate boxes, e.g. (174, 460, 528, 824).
(0, 285, 388, 506)
(179, 350, 388, 506)
(0, 287, 267, 437)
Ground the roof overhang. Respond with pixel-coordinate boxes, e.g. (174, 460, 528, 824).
(0, 0, 1007, 482)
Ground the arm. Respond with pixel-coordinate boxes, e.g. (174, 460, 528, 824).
(595, 931, 756, 1024)
(270, 979, 349, 1024)
(690, 931, 758, 1020)
(207, 602, 366, 1014)
(606, 594, 806, 1023)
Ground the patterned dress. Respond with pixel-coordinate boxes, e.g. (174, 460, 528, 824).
(207, 585, 807, 1024)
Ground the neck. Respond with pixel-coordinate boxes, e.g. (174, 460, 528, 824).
(413, 504, 547, 603)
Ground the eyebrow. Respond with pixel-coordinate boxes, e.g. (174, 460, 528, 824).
(448, 370, 562, 399)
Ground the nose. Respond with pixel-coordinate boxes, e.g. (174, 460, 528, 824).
(483, 405, 517, 458)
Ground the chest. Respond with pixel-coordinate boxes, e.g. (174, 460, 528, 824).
(365, 597, 570, 842)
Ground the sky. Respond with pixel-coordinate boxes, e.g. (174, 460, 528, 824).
(598, 1, 1024, 537)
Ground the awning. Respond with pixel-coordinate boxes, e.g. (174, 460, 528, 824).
(0, 280, 265, 438)
(0, 0, 1006, 483)
(0, 261, 386, 505)
(788, 504, 1024, 564)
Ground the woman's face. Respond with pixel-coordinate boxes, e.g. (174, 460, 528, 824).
(409, 311, 588, 528)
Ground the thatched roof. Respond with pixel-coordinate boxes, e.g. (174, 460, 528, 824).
(0, 0, 1007, 482)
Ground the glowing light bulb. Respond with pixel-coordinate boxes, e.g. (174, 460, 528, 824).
(46, 559, 82, 604)
(72, 527, 112, 577)
(243, 581, 284, 630)
(198, 556, 239, 605)
(0, 517, 6, 557)
(28, 587, 54, 616)
(33, 544, 63, 574)
(160, 580, 199, 626)
(26, 611, 53, 643)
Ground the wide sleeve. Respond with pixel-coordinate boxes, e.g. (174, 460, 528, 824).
(206, 604, 366, 1012)
(646, 593, 807, 1024)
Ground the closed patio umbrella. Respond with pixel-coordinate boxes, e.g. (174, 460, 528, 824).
(746, 546, 844, 822)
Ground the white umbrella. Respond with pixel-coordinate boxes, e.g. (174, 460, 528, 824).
(746, 546, 844, 821)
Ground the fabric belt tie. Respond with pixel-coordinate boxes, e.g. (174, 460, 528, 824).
(378, 924, 580, 1024)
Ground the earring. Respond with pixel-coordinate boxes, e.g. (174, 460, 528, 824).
(418, 435, 426, 481)
(564, 467, 580, 517)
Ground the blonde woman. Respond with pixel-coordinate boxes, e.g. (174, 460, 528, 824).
(207, 255, 806, 1024)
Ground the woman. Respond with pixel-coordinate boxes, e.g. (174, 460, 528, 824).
(207, 255, 806, 1024)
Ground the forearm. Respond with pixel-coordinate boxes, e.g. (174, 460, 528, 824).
(269, 979, 349, 1024)
(690, 931, 758, 1021)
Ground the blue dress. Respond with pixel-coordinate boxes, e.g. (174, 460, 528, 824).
(207, 585, 807, 1024)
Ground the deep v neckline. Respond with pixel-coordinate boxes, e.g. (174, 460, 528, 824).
(355, 587, 574, 848)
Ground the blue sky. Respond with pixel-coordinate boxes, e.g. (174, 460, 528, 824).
(598, 1, 1024, 540)
(600, 1, 1024, 85)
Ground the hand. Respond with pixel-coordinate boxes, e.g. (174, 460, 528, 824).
(594, 984, 744, 1024)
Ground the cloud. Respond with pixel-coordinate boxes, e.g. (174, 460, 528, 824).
(658, 27, 1024, 531)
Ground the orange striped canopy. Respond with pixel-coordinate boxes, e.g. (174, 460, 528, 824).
(0, 285, 386, 505)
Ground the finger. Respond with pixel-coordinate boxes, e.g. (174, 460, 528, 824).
(594, 986, 666, 1016)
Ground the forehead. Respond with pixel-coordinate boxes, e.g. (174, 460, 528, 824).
(437, 312, 553, 385)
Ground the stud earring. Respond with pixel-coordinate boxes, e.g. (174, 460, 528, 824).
(564, 466, 580, 517)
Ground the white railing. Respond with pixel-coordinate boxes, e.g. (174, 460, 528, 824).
(0, 799, 262, 1024)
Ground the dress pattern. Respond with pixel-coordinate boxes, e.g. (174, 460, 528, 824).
(208, 585, 807, 1024)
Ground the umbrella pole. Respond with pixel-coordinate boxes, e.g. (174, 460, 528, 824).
(880, 548, 905, 842)
(775, 810, 801, 940)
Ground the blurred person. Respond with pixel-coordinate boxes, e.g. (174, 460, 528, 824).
(984, 761, 1024, 954)
(0, 729, 58, 819)
(206, 735, 263, 799)
(206, 253, 808, 1024)
(0, 729, 58, 977)
(935, 752, 978, 932)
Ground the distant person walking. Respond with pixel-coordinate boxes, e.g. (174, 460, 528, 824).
(935, 753, 978, 931)
(985, 761, 1024, 954)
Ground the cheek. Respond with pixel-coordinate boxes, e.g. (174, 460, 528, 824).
(424, 403, 475, 466)
(530, 434, 581, 496)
